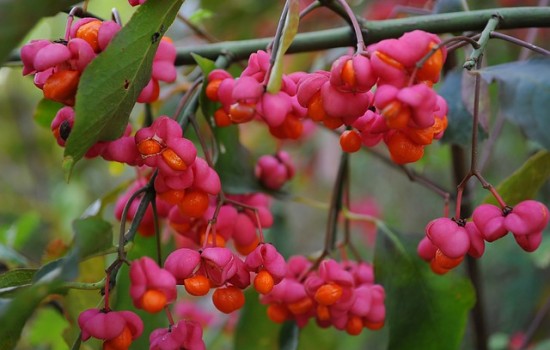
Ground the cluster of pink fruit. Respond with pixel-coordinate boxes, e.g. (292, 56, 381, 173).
(205, 29, 449, 164)
(79, 241, 287, 349)
(418, 200, 550, 274)
(261, 257, 386, 335)
(21, 14, 178, 163)
(21, 16, 175, 106)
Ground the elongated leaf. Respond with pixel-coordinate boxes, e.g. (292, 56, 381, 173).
(194, 54, 262, 193)
(478, 58, 550, 149)
(64, 0, 184, 171)
(72, 217, 113, 260)
(266, 0, 300, 93)
(0, 0, 80, 64)
(374, 230, 475, 350)
(32, 253, 78, 283)
(483, 150, 550, 206)
(0, 269, 36, 289)
(0, 281, 63, 350)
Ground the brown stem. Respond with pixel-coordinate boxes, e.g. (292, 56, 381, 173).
(151, 192, 162, 266)
(451, 145, 488, 350)
(367, 147, 452, 201)
(177, 13, 219, 43)
(299, 1, 322, 19)
(490, 31, 550, 56)
(323, 151, 348, 255)
(335, 0, 366, 52)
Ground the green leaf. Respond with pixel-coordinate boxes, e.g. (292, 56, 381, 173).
(374, 230, 475, 350)
(192, 53, 217, 76)
(483, 150, 550, 206)
(439, 69, 486, 145)
(71, 217, 113, 260)
(0, 269, 36, 292)
(477, 58, 550, 149)
(235, 289, 281, 350)
(63, 0, 184, 171)
(214, 126, 262, 193)
(0, 269, 36, 288)
(266, 0, 300, 94)
(188, 8, 214, 25)
(32, 254, 78, 283)
(193, 53, 261, 194)
(28, 307, 70, 350)
(279, 321, 299, 350)
(0, 0, 80, 64)
(0, 281, 63, 350)
(34, 99, 64, 129)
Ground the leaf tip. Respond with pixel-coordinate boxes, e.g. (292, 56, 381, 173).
(62, 157, 74, 182)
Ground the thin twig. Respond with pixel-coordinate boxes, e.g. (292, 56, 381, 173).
(177, 13, 219, 43)
(519, 0, 549, 60)
(299, 0, 322, 19)
(323, 151, 348, 255)
(490, 31, 550, 56)
(335, 0, 366, 52)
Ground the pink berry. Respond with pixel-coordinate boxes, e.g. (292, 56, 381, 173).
(472, 204, 508, 242)
(425, 217, 470, 259)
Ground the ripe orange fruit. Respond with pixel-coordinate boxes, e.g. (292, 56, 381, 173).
(161, 148, 188, 171)
(314, 283, 343, 306)
(214, 108, 232, 127)
(212, 286, 245, 313)
(158, 189, 185, 205)
(267, 303, 289, 323)
(137, 138, 163, 157)
(141, 289, 167, 313)
(184, 275, 211, 296)
(102, 326, 132, 350)
(205, 79, 222, 101)
(385, 132, 424, 164)
(307, 93, 326, 122)
(287, 297, 313, 315)
(76, 20, 102, 52)
(346, 316, 364, 335)
(254, 270, 275, 294)
(43, 70, 81, 106)
(178, 189, 209, 218)
(433, 249, 463, 270)
(229, 103, 255, 123)
(339, 130, 362, 153)
(416, 42, 444, 83)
